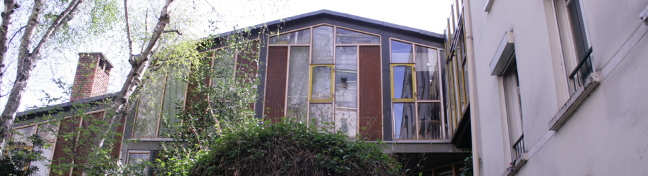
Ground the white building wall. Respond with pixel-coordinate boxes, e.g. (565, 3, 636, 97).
(467, 0, 648, 175)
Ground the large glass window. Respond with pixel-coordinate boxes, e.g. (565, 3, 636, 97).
(390, 39, 444, 140)
(133, 68, 187, 138)
(269, 25, 379, 138)
(286, 47, 310, 121)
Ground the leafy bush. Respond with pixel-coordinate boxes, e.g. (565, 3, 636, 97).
(0, 135, 45, 176)
(190, 119, 401, 176)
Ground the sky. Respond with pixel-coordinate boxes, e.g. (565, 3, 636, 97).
(6, 0, 453, 111)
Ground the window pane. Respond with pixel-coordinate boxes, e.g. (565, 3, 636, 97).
(335, 46, 358, 138)
(128, 152, 150, 175)
(567, 0, 589, 59)
(393, 103, 416, 139)
(418, 103, 442, 139)
(391, 40, 413, 63)
(309, 103, 333, 130)
(211, 49, 236, 87)
(128, 153, 150, 164)
(134, 72, 165, 137)
(335, 108, 357, 138)
(312, 26, 334, 64)
(415, 46, 440, 100)
(269, 29, 311, 44)
(393, 66, 414, 99)
(335, 28, 380, 44)
(12, 126, 35, 146)
(311, 66, 332, 100)
(287, 47, 310, 122)
(160, 67, 187, 136)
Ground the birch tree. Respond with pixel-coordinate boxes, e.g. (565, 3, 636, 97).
(0, 0, 119, 151)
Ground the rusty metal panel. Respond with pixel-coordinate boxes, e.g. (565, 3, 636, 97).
(263, 46, 289, 122)
(359, 46, 382, 140)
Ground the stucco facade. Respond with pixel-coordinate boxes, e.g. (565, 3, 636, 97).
(460, 0, 648, 175)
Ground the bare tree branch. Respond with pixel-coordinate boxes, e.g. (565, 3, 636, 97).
(98, 0, 175, 148)
(123, 0, 135, 65)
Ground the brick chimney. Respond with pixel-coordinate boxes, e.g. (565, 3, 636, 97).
(70, 52, 113, 101)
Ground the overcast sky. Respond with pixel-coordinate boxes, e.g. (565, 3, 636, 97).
(10, 0, 453, 111)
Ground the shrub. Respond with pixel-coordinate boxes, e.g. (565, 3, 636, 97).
(190, 119, 401, 176)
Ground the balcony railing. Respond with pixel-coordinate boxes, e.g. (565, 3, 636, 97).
(569, 48, 593, 92)
(511, 134, 525, 161)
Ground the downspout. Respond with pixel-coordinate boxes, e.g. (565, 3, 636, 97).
(463, 0, 481, 175)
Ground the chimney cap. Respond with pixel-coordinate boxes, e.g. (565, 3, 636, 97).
(78, 52, 113, 71)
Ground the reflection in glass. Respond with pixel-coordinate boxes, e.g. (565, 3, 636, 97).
(312, 26, 334, 64)
(415, 46, 440, 100)
(269, 29, 311, 44)
(311, 66, 332, 100)
(336, 28, 380, 44)
(134, 72, 165, 137)
(287, 47, 310, 122)
(393, 66, 414, 99)
(394, 103, 416, 139)
(391, 40, 413, 63)
(309, 103, 333, 130)
(418, 103, 442, 139)
(160, 67, 187, 136)
(128, 153, 150, 175)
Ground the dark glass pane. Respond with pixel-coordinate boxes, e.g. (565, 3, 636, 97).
(269, 29, 311, 44)
(567, 0, 589, 59)
(415, 46, 440, 100)
(335, 28, 380, 44)
(391, 40, 413, 63)
(393, 103, 416, 139)
(393, 66, 414, 99)
(313, 26, 334, 64)
(418, 103, 442, 139)
(287, 47, 310, 122)
(311, 66, 332, 100)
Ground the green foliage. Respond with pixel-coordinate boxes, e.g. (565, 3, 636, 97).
(189, 119, 400, 176)
(461, 153, 473, 176)
(0, 135, 46, 176)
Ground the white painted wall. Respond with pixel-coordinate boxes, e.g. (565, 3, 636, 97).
(467, 0, 648, 175)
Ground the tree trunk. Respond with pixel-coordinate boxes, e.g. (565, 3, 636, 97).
(0, 0, 84, 150)
(98, 0, 174, 148)
(0, 0, 18, 92)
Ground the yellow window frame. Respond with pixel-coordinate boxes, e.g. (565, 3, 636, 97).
(390, 64, 416, 102)
(308, 65, 335, 102)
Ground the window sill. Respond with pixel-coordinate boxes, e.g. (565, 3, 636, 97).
(129, 137, 174, 142)
(502, 153, 528, 176)
(549, 72, 601, 131)
(377, 140, 452, 144)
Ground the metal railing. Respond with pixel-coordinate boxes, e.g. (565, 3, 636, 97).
(569, 48, 594, 91)
(512, 135, 525, 161)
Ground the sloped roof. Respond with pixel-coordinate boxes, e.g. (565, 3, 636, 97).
(216, 9, 444, 39)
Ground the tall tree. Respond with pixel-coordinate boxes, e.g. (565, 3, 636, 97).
(0, 0, 89, 150)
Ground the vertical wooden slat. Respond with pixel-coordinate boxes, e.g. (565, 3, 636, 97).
(359, 46, 382, 140)
(263, 46, 289, 122)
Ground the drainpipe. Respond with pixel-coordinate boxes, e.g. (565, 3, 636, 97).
(463, 0, 481, 175)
